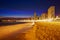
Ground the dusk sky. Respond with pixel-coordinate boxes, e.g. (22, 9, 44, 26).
(0, 0, 60, 17)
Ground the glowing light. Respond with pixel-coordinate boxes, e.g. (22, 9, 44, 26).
(31, 22, 35, 25)
(15, 18, 60, 23)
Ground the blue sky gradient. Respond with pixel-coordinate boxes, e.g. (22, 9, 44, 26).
(0, 0, 60, 17)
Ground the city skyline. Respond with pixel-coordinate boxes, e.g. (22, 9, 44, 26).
(0, 0, 60, 17)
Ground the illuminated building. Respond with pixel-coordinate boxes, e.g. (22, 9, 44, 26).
(39, 13, 46, 19)
(45, 13, 48, 19)
(33, 12, 38, 20)
(48, 6, 55, 19)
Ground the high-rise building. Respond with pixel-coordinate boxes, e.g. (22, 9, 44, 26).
(48, 6, 55, 19)
(42, 13, 46, 19)
(33, 12, 38, 20)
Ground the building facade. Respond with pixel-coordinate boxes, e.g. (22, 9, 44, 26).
(39, 13, 46, 19)
(48, 6, 55, 19)
(33, 12, 38, 20)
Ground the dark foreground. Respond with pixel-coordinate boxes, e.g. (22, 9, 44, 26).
(0, 22, 28, 26)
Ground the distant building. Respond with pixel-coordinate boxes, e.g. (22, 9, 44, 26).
(39, 13, 46, 19)
(45, 13, 48, 19)
(33, 12, 38, 20)
(48, 6, 55, 19)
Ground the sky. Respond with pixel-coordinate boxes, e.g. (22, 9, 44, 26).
(0, 0, 60, 17)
